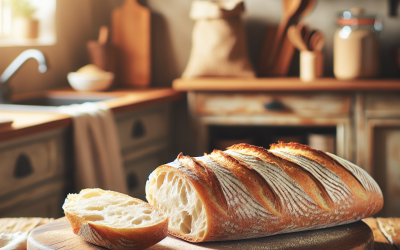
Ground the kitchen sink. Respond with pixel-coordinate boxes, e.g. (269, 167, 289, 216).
(13, 95, 115, 106)
(0, 94, 116, 112)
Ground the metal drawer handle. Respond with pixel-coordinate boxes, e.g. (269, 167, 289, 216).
(131, 120, 146, 139)
(14, 153, 33, 178)
(127, 172, 139, 190)
(264, 99, 287, 111)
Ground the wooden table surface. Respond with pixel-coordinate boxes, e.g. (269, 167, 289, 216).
(362, 218, 400, 250)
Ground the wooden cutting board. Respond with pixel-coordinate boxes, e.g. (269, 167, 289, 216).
(111, 0, 151, 88)
(27, 217, 374, 250)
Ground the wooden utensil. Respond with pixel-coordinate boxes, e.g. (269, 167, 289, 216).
(273, 32, 296, 75)
(298, 22, 312, 49)
(258, 0, 303, 76)
(309, 30, 325, 52)
(28, 217, 374, 250)
(258, 0, 317, 76)
(288, 25, 308, 51)
(291, 0, 317, 21)
(86, 26, 115, 73)
(111, 0, 151, 88)
(274, 0, 316, 75)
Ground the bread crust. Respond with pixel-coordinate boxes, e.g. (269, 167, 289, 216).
(64, 189, 168, 250)
(146, 143, 384, 242)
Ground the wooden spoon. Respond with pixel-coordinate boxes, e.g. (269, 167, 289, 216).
(98, 26, 109, 45)
(270, 1, 317, 76)
(258, 0, 303, 74)
(309, 30, 325, 51)
(288, 25, 308, 51)
(290, 0, 317, 22)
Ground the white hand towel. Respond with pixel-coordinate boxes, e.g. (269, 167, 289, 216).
(58, 102, 128, 194)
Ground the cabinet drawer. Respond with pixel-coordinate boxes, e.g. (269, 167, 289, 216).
(364, 93, 400, 118)
(117, 106, 170, 151)
(125, 152, 167, 201)
(365, 93, 400, 111)
(365, 92, 400, 110)
(0, 139, 58, 197)
(0, 182, 65, 218)
(191, 93, 351, 117)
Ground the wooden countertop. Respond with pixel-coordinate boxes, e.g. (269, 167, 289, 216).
(0, 88, 184, 143)
(0, 111, 71, 143)
(173, 77, 400, 92)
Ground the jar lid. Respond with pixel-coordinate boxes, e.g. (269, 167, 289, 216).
(337, 8, 376, 25)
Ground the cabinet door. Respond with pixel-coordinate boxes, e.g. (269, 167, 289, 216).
(367, 119, 400, 217)
(124, 151, 168, 202)
(0, 181, 65, 218)
(0, 139, 58, 196)
(115, 105, 170, 155)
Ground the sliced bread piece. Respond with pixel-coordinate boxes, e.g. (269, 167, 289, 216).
(63, 188, 168, 250)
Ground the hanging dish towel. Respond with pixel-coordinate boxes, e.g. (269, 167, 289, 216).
(58, 102, 127, 194)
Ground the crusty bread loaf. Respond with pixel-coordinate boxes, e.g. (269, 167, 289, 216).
(145, 142, 383, 242)
(63, 188, 168, 250)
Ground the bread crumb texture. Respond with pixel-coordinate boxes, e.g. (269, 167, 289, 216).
(63, 188, 168, 250)
(146, 169, 207, 242)
(146, 142, 383, 243)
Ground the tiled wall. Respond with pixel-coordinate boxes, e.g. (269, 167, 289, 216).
(0, 0, 398, 94)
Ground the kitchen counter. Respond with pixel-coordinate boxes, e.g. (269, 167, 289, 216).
(0, 111, 71, 143)
(173, 77, 400, 92)
(0, 88, 184, 143)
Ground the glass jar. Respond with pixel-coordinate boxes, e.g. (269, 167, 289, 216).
(333, 8, 381, 80)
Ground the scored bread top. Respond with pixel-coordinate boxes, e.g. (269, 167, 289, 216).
(146, 142, 383, 242)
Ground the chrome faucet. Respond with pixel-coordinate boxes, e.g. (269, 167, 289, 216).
(0, 49, 48, 104)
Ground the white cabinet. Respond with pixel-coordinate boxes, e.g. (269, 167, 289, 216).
(125, 151, 168, 201)
(0, 128, 68, 218)
(357, 93, 400, 217)
(114, 104, 171, 201)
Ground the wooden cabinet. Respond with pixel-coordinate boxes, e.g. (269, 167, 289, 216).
(114, 104, 171, 201)
(125, 150, 168, 201)
(188, 90, 400, 217)
(0, 128, 69, 218)
(188, 91, 353, 161)
(357, 93, 400, 217)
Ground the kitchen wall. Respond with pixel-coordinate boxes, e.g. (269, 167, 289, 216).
(0, 0, 399, 94)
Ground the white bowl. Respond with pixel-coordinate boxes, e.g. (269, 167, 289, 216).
(67, 72, 114, 91)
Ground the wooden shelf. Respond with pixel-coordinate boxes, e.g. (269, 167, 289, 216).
(173, 77, 400, 92)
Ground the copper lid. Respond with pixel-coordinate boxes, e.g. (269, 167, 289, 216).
(337, 8, 376, 25)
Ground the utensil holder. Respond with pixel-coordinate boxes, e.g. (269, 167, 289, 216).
(300, 51, 323, 82)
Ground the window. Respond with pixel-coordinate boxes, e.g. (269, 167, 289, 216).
(0, 0, 56, 46)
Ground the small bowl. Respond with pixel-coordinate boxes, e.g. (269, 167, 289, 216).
(67, 72, 114, 91)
